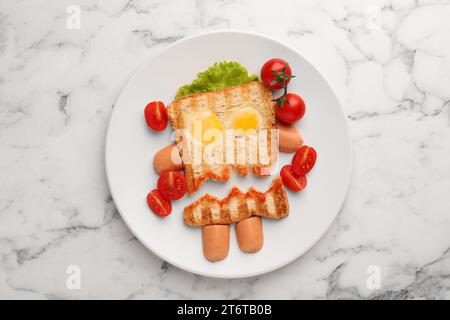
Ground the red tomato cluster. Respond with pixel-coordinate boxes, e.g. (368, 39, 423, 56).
(260, 58, 306, 125)
(261, 58, 317, 192)
(147, 171, 187, 217)
(280, 146, 317, 192)
(143, 100, 186, 217)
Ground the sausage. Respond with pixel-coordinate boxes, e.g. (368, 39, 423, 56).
(278, 123, 304, 153)
(153, 143, 183, 175)
(235, 216, 264, 253)
(202, 224, 230, 262)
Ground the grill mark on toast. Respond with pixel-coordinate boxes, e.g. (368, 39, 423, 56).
(201, 206, 211, 225)
(261, 177, 288, 219)
(237, 197, 250, 219)
(220, 207, 231, 222)
(273, 181, 289, 218)
(251, 189, 268, 216)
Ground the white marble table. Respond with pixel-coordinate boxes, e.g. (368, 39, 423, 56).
(0, 0, 449, 299)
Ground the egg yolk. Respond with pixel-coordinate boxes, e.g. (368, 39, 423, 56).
(231, 110, 260, 133)
(192, 112, 222, 144)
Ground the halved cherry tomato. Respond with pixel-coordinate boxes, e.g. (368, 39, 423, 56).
(275, 93, 306, 124)
(147, 189, 172, 217)
(292, 145, 317, 176)
(261, 58, 293, 90)
(157, 171, 186, 200)
(144, 101, 168, 131)
(280, 165, 307, 192)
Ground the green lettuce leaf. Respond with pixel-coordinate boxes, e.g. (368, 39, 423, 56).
(175, 61, 259, 99)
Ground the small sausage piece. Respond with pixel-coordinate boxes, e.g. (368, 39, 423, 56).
(202, 225, 230, 262)
(235, 216, 264, 253)
(278, 123, 304, 153)
(153, 143, 183, 175)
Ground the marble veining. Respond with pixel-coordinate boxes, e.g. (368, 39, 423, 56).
(0, 0, 449, 299)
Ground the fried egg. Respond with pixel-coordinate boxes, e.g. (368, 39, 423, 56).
(189, 110, 222, 144)
(226, 107, 263, 135)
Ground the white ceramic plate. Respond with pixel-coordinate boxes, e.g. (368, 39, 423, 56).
(105, 30, 352, 278)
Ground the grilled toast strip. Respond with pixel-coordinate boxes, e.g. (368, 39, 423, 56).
(183, 177, 289, 227)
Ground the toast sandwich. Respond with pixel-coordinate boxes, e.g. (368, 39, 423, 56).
(167, 81, 278, 195)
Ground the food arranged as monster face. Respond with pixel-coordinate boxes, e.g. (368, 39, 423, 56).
(143, 60, 317, 262)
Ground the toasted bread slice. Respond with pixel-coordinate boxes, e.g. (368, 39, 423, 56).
(183, 188, 251, 227)
(167, 82, 277, 195)
(183, 177, 289, 227)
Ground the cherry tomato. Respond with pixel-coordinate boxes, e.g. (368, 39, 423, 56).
(275, 93, 306, 124)
(147, 189, 172, 217)
(144, 101, 168, 131)
(280, 165, 307, 192)
(261, 58, 293, 90)
(292, 145, 317, 176)
(157, 171, 186, 200)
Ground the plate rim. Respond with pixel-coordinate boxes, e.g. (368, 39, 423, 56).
(105, 29, 353, 279)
